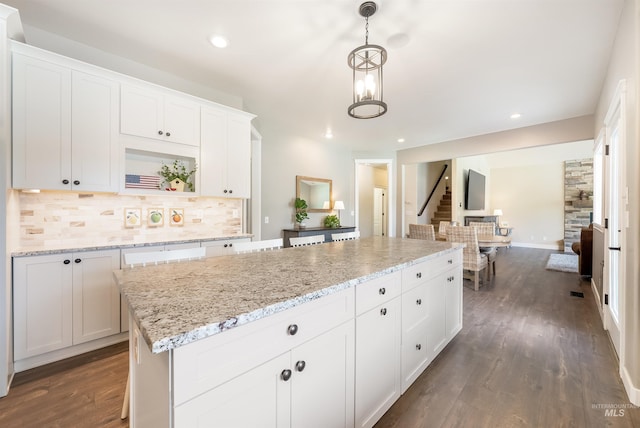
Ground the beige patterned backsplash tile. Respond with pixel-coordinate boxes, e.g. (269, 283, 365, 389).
(18, 191, 244, 249)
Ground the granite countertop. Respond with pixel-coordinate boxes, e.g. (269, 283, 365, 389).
(11, 234, 253, 257)
(114, 236, 463, 354)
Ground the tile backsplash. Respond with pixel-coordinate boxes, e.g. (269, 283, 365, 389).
(17, 191, 244, 250)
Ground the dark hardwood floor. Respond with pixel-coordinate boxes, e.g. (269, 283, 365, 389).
(0, 248, 637, 427)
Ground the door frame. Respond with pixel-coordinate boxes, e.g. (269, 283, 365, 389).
(354, 159, 394, 237)
(602, 79, 627, 363)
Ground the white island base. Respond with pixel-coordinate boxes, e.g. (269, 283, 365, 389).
(122, 239, 463, 428)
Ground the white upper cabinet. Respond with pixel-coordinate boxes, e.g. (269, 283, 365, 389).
(12, 49, 119, 192)
(120, 84, 200, 147)
(12, 53, 71, 190)
(200, 106, 254, 198)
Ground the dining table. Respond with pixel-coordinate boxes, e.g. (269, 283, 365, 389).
(436, 233, 512, 248)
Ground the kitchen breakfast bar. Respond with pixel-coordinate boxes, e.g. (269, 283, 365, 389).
(114, 236, 464, 428)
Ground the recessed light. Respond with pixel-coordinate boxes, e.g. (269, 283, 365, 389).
(325, 129, 333, 139)
(510, 113, 521, 119)
(397, 138, 405, 143)
(209, 35, 228, 48)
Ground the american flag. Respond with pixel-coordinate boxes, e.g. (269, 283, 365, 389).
(125, 174, 161, 190)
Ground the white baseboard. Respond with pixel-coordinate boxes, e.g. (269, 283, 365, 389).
(510, 242, 563, 250)
(591, 278, 604, 321)
(621, 364, 640, 406)
(14, 332, 128, 372)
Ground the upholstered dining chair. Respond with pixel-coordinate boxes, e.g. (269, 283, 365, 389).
(469, 221, 497, 276)
(121, 246, 206, 419)
(331, 231, 360, 241)
(438, 221, 450, 237)
(289, 234, 325, 247)
(234, 238, 283, 254)
(408, 224, 436, 241)
(446, 226, 489, 291)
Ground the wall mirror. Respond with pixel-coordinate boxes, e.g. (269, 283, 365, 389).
(296, 176, 333, 212)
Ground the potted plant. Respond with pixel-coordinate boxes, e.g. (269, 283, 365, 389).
(159, 160, 197, 192)
(324, 214, 340, 228)
(294, 197, 309, 228)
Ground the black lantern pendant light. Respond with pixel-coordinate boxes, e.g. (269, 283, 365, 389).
(348, 1, 387, 119)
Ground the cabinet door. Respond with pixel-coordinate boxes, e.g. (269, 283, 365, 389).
(200, 238, 250, 257)
(400, 283, 430, 392)
(355, 298, 401, 428)
(164, 95, 200, 146)
(445, 267, 463, 340)
(291, 320, 355, 428)
(226, 112, 252, 198)
(120, 84, 164, 141)
(200, 106, 228, 197)
(71, 71, 119, 192)
(13, 254, 73, 359)
(426, 273, 447, 358)
(72, 249, 121, 344)
(12, 53, 72, 190)
(174, 353, 291, 428)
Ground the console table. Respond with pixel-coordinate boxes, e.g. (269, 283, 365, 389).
(282, 226, 356, 247)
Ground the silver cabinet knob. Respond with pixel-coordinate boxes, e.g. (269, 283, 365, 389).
(287, 324, 298, 335)
(416, 344, 422, 350)
(416, 272, 422, 279)
(416, 298, 422, 305)
(380, 308, 387, 316)
(281, 369, 292, 381)
(379, 287, 386, 295)
(295, 360, 306, 372)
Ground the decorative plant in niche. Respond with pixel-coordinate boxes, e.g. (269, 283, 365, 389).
(324, 214, 340, 228)
(159, 160, 197, 192)
(294, 197, 309, 226)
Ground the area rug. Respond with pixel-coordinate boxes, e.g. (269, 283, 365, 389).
(546, 253, 579, 273)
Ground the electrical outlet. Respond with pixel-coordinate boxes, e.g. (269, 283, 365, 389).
(264, 216, 269, 224)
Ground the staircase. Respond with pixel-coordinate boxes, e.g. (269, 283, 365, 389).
(430, 190, 452, 231)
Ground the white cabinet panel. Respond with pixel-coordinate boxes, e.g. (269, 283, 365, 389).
(200, 106, 253, 198)
(120, 84, 200, 147)
(14, 249, 122, 362)
(71, 71, 119, 192)
(200, 238, 250, 257)
(291, 320, 355, 428)
(445, 268, 463, 339)
(355, 296, 401, 428)
(12, 53, 71, 190)
(174, 353, 290, 428)
(72, 249, 121, 344)
(13, 254, 73, 359)
(12, 52, 118, 192)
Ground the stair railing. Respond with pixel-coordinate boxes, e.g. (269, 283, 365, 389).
(417, 164, 448, 217)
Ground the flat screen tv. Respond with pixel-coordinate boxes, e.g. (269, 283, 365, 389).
(465, 169, 486, 210)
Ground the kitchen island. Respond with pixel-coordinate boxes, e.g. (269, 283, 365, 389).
(115, 236, 463, 428)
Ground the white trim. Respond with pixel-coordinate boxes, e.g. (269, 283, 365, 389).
(591, 278, 603, 320)
(621, 365, 640, 406)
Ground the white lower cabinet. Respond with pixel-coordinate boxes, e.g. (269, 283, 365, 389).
(400, 251, 463, 392)
(13, 249, 121, 366)
(200, 237, 250, 257)
(174, 321, 354, 428)
(355, 272, 402, 428)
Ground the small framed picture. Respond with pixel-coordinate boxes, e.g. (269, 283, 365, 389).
(169, 208, 184, 226)
(124, 208, 142, 228)
(147, 208, 164, 227)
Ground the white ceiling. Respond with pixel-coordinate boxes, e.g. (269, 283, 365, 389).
(3, 0, 624, 152)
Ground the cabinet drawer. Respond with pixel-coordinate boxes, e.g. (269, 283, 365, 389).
(401, 282, 428, 331)
(172, 287, 354, 405)
(401, 318, 430, 392)
(355, 271, 401, 316)
(402, 250, 461, 292)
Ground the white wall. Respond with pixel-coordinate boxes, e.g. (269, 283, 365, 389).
(260, 134, 354, 239)
(593, 0, 639, 404)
